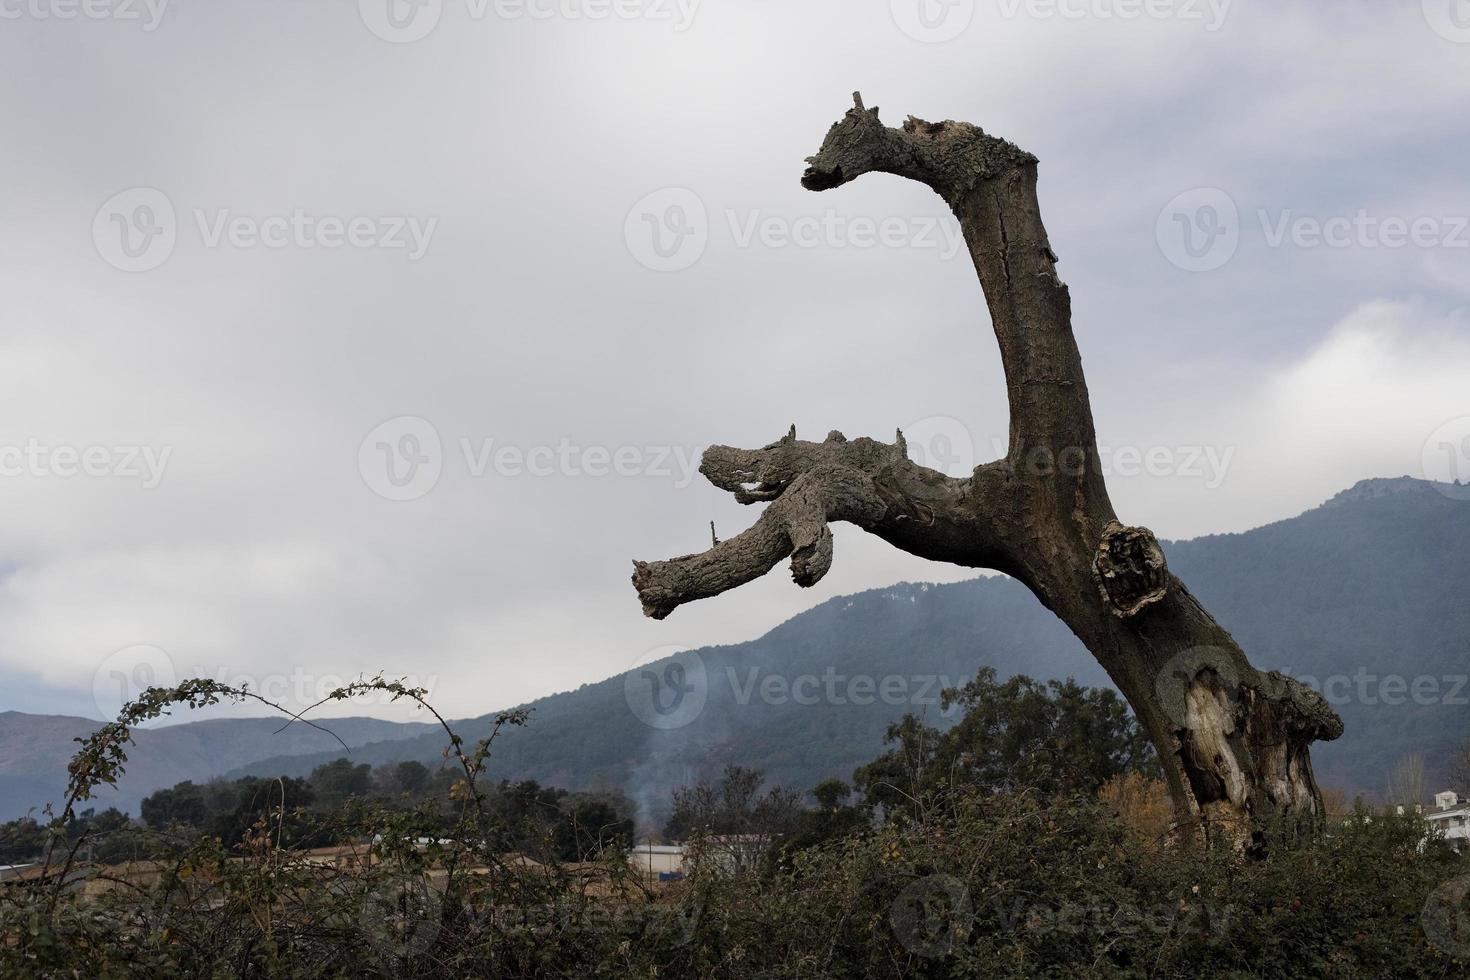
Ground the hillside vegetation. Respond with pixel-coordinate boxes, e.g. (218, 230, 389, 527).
(236, 477, 1470, 815)
(3, 477, 1467, 822)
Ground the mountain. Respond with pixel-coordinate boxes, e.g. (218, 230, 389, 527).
(227, 476, 1470, 820)
(1164, 476, 1470, 794)
(4, 477, 1466, 824)
(235, 575, 1099, 823)
(0, 713, 437, 821)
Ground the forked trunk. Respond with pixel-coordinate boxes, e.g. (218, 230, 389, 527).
(631, 95, 1342, 847)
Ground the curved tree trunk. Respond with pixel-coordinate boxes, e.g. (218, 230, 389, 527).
(632, 94, 1342, 848)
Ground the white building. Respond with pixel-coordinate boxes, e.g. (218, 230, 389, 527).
(1425, 790, 1470, 849)
(629, 843, 686, 883)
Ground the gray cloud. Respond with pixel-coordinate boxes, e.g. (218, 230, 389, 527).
(1, 2, 1468, 722)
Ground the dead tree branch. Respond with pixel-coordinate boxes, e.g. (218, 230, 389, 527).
(631, 93, 1342, 845)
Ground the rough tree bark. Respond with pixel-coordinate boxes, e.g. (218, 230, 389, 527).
(631, 94, 1342, 848)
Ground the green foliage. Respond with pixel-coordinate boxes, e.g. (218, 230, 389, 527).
(9, 788, 1464, 978)
(780, 778, 870, 857)
(663, 765, 805, 877)
(656, 791, 1470, 979)
(141, 780, 209, 830)
(855, 667, 1157, 820)
(552, 797, 635, 863)
(665, 765, 803, 840)
(0, 816, 45, 864)
(5, 671, 1469, 978)
(0, 677, 677, 978)
(309, 758, 373, 811)
(203, 775, 322, 849)
(384, 760, 431, 796)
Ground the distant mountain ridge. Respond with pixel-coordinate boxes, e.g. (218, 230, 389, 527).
(1319, 474, 1463, 508)
(0, 712, 438, 820)
(233, 476, 1470, 817)
(3, 476, 1467, 822)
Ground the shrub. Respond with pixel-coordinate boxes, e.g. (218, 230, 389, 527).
(3, 678, 1466, 978)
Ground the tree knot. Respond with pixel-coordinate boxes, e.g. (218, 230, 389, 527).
(1093, 521, 1168, 617)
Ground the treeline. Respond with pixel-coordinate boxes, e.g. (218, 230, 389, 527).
(659, 668, 1160, 864)
(1, 757, 634, 866)
(2, 671, 1467, 977)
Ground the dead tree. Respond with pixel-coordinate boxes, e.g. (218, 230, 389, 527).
(632, 94, 1342, 844)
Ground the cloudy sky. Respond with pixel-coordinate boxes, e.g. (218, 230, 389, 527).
(1, 0, 1468, 724)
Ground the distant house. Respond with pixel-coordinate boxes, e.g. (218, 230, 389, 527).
(1425, 790, 1470, 849)
(629, 843, 685, 883)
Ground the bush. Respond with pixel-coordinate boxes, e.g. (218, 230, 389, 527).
(3, 677, 1467, 978)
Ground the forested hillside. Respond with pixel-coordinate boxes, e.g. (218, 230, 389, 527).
(233, 477, 1470, 817)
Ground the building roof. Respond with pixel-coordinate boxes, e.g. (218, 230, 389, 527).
(1426, 805, 1470, 819)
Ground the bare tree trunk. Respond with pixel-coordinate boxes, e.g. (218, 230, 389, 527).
(1388, 754, 1427, 809)
(631, 94, 1342, 848)
(1451, 739, 1470, 801)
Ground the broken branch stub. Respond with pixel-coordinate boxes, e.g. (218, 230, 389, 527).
(632, 431, 910, 619)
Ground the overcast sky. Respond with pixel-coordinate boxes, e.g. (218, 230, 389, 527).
(1, 1, 1468, 724)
